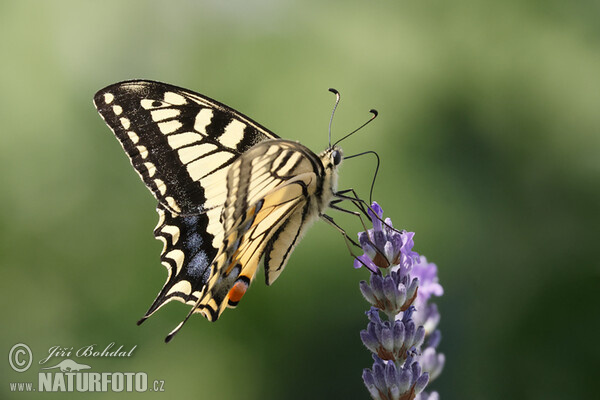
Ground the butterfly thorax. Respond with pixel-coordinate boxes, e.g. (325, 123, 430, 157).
(317, 145, 343, 214)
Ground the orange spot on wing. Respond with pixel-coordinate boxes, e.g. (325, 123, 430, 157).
(228, 280, 249, 304)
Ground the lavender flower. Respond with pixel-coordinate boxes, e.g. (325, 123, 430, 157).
(357, 202, 444, 400)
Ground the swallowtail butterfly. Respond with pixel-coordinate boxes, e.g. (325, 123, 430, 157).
(94, 80, 364, 340)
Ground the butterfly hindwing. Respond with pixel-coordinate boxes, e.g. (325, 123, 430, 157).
(193, 139, 323, 320)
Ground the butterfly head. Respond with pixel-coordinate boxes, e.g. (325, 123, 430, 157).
(320, 145, 344, 171)
(317, 145, 344, 202)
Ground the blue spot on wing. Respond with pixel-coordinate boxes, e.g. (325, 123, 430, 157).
(183, 215, 200, 228)
(187, 251, 209, 278)
(185, 232, 203, 250)
(180, 219, 210, 279)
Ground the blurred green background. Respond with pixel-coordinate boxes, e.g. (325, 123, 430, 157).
(2, 0, 599, 399)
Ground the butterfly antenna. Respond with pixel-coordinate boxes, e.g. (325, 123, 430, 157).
(344, 150, 381, 204)
(328, 88, 340, 147)
(333, 109, 378, 147)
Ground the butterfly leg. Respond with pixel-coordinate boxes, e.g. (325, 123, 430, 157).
(320, 213, 362, 256)
(320, 213, 382, 271)
(334, 189, 403, 235)
(334, 189, 370, 217)
(330, 191, 393, 266)
(329, 201, 371, 235)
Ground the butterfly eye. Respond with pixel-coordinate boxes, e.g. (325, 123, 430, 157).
(332, 150, 342, 166)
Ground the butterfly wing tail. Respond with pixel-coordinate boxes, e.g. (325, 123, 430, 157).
(138, 207, 218, 324)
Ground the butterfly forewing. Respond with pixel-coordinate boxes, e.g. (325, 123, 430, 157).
(93, 80, 278, 215)
(94, 80, 339, 334)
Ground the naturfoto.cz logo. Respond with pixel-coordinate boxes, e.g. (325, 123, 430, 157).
(8, 343, 165, 393)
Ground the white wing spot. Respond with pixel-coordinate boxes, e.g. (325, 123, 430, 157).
(137, 145, 148, 159)
(127, 131, 140, 144)
(194, 108, 213, 135)
(165, 249, 185, 273)
(159, 120, 183, 135)
(177, 143, 217, 164)
(151, 108, 181, 122)
(112, 105, 123, 115)
(144, 162, 157, 177)
(104, 93, 114, 104)
(220, 119, 246, 148)
(161, 260, 173, 280)
(155, 208, 166, 231)
(168, 280, 192, 296)
(154, 179, 167, 195)
(165, 196, 181, 213)
(167, 131, 203, 149)
(141, 99, 161, 110)
(164, 92, 187, 105)
(120, 117, 130, 129)
(161, 224, 180, 245)
(157, 235, 168, 254)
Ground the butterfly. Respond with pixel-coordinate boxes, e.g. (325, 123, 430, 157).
(94, 80, 374, 341)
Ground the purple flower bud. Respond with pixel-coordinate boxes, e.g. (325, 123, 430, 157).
(412, 302, 441, 334)
(373, 362, 386, 391)
(360, 281, 377, 304)
(384, 361, 400, 388)
(384, 241, 395, 264)
(383, 217, 394, 235)
(383, 277, 398, 308)
(366, 307, 382, 323)
(417, 392, 440, 400)
(369, 202, 384, 231)
(380, 326, 394, 353)
(414, 326, 426, 349)
(404, 320, 416, 344)
(362, 369, 382, 400)
(359, 232, 378, 259)
(355, 254, 379, 273)
(393, 321, 406, 351)
(406, 278, 420, 307)
(420, 349, 445, 381)
(410, 360, 422, 379)
(395, 285, 407, 310)
(397, 367, 412, 393)
(371, 273, 384, 295)
(414, 372, 430, 394)
(373, 353, 386, 368)
(368, 322, 381, 345)
(361, 330, 380, 354)
(427, 330, 442, 349)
